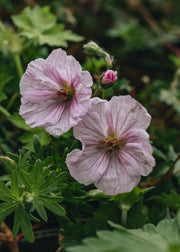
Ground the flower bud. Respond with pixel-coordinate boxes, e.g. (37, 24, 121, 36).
(101, 70, 118, 88)
(83, 41, 102, 56)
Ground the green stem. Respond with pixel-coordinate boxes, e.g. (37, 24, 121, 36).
(13, 53, 23, 79)
(0, 156, 18, 169)
(161, 153, 180, 181)
(0, 105, 10, 117)
(0, 20, 5, 31)
(102, 89, 106, 99)
(91, 87, 102, 98)
(121, 209, 127, 226)
(6, 93, 19, 111)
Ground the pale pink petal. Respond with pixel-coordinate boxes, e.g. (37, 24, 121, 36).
(47, 49, 82, 85)
(46, 48, 67, 70)
(65, 55, 82, 84)
(94, 153, 140, 195)
(46, 102, 71, 135)
(106, 96, 151, 137)
(122, 129, 155, 175)
(73, 98, 108, 143)
(123, 129, 150, 144)
(46, 98, 91, 135)
(20, 98, 65, 128)
(80, 71, 94, 87)
(20, 59, 59, 92)
(124, 142, 155, 176)
(70, 95, 91, 120)
(66, 148, 108, 185)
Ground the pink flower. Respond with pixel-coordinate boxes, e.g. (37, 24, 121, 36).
(101, 70, 118, 84)
(19, 49, 93, 135)
(66, 96, 155, 195)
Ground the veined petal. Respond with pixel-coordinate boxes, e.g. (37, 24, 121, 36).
(66, 148, 108, 185)
(124, 142, 155, 176)
(70, 96, 91, 120)
(123, 129, 150, 143)
(73, 98, 108, 142)
(46, 48, 67, 70)
(19, 48, 93, 135)
(95, 153, 140, 195)
(22, 87, 56, 103)
(20, 59, 60, 93)
(46, 101, 71, 135)
(80, 71, 94, 87)
(20, 99, 65, 128)
(106, 96, 151, 137)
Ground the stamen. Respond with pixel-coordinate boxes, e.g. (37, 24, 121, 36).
(105, 137, 125, 151)
(56, 87, 74, 101)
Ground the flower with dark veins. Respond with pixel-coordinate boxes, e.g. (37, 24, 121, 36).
(66, 96, 155, 195)
(19, 48, 93, 135)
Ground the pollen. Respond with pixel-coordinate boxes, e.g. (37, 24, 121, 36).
(56, 87, 74, 101)
(105, 137, 125, 151)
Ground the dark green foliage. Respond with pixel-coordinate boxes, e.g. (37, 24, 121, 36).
(0, 137, 67, 242)
(12, 6, 83, 47)
(67, 212, 180, 252)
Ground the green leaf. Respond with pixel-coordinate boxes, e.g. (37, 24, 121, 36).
(38, 194, 63, 203)
(7, 152, 19, 163)
(0, 92, 7, 102)
(11, 170, 20, 198)
(19, 205, 35, 243)
(0, 181, 16, 201)
(32, 197, 47, 221)
(32, 159, 43, 191)
(156, 219, 179, 244)
(12, 5, 83, 47)
(19, 128, 49, 149)
(38, 25, 83, 47)
(0, 24, 23, 53)
(127, 201, 148, 228)
(12, 6, 56, 38)
(12, 206, 22, 237)
(51, 146, 61, 167)
(110, 186, 153, 211)
(18, 150, 31, 168)
(20, 169, 33, 191)
(44, 201, 66, 216)
(7, 112, 31, 130)
(156, 191, 180, 210)
(33, 135, 41, 154)
(0, 201, 18, 224)
(0, 72, 13, 90)
(67, 212, 180, 252)
(160, 89, 180, 115)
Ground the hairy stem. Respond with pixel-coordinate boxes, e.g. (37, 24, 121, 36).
(6, 93, 19, 111)
(0, 105, 11, 117)
(0, 156, 18, 169)
(139, 153, 180, 188)
(13, 53, 23, 80)
(91, 87, 102, 98)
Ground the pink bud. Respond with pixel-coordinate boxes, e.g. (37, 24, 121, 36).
(101, 70, 118, 84)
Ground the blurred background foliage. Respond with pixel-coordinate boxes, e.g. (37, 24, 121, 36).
(0, 0, 180, 251)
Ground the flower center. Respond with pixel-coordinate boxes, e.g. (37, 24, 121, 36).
(105, 137, 125, 151)
(56, 87, 74, 102)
